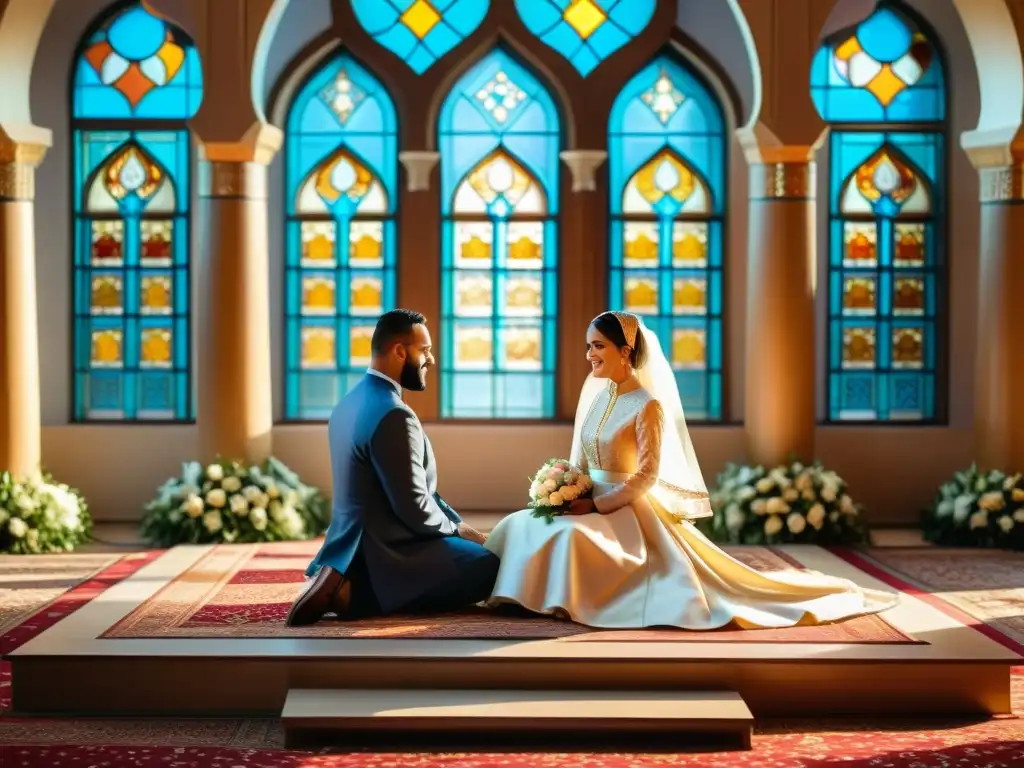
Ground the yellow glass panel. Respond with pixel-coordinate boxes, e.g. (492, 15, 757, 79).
(141, 328, 172, 367)
(894, 223, 925, 266)
(624, 222, 658, 265)
(893, 328, 923, 368)
(467, 152, 535, 208)
(843, 277, 876, 313)
(302, 277, 336, 314)
(894, 278, 925, 314)
(349, 221, 383, 263)
(91, 221, 123, 264)
(673, 279, 706, 314)
(505, 278, 542, 315)
(140, 276, 171, 313)
(455, 327, 492, 369)
(834, 36, 862, 62)
(842, 328, 876, 368)
(104, 145, 163, 201)
(315, 152, 373, 205)
(563, 0, 606, 39)
(844, 223, 877, 266)
(633, 151, 695, 206)
(866, 65, 907, 106)
(624, 276, 658, 314)
(672, 223, 707, 266)
(455, 274, 493, 316)
(302, 222, 335, 264)
(350, 327, 373, 365)
(672, 329, 705, 368)
(503, 328, 542, 369)
(400, 0, 441, 39)
(456, 222, 493, 263)
(350, 278, 383, 313)
(855, 148, 917, 205)
(301, 328, 336, 369)
(509, 234, 541, 262)
(141, 221, 172, 262)
(91, 329, 123, 366)
(91, 276, 123, 314)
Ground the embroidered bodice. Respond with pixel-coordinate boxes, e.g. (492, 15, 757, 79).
(574, 381, 664, 514)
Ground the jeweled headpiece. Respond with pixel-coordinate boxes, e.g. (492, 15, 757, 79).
(611, 311, 639, 348)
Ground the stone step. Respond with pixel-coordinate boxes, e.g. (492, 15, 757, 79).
(281, 688, 753, 750)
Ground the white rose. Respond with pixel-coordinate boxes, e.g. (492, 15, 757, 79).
(280, 509, 305, 538)
(249, 507, 268, 531)
(755, 478, 775, 494)
(978, 491, 1006, 512)
(1004, 474, 1021, 491)
(206, 464, 224, 482)
(725, 504, 745, 531)
(542, 479, 557, 494)
(794, 472, 813, 492)
(997, 515, 1014, 533)
(254, 492, 270, 509)
(936, 499, 954, 518)
(7, 517, 27, 538)
(750, 499, 768, 516)
(953, 494, 975, 523)
(736, 486, 757, 502)
(205, 489, 227, 508)
(529, 483, 542, 499)
(1014, 509, 1024, 523)
(229, 494, 249, 517)
(222, 476, 242, 493)
(243, 485, 263, 503)
(269, 500, 285, 522)
(821, 482, 838, 503)
(265, 482, 281, 499)
(839, 495, 854, 515)
(764, 515, 783, 536)
(202, 509, 222, 533)
(787, 511, 806, 534)
(765, 497, 790, 515)
(548, 491, 564, 507)
(769, 469, 791, 490)
(182, 494, 204, 518)
(783, 487, 799, 503)
(969, 510, 988, 530)
(807, 503, 826, 530)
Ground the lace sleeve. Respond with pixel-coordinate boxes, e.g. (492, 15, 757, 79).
(593, 398, 663, 514)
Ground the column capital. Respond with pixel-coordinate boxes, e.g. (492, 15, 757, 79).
(0, 123, 52, 201)
(961, 128, 1024, 202)
(195, 122, 283, 166)
(196, 123, 282, 200)
(559, 150, 607, 192)
(398, 151, 440, 192)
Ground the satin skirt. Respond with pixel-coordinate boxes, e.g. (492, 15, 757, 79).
(483, 470, 899, 630)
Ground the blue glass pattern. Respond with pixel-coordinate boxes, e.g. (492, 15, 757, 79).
(284, 53, 399, 420)
(608, 55, 726, 421)
(72, 3, 201, 421)
(810, 3, 944, 123)
(514, 0, 657, 77)
(350, 0, 490, 75)
(827, 131, 943, 421)
(438, 48, 561, 418)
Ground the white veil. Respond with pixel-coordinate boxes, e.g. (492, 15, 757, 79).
(569, 318, 712, 521)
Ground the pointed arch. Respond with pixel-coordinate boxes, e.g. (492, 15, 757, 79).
(437, 46, 562, 419)
(71, 1, 201, 422)
(813, 2, 947, 423)
(607, 50, 726, 421)
(284, 50, 398, 420)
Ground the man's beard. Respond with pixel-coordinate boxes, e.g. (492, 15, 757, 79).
(399, 359, 426, 391)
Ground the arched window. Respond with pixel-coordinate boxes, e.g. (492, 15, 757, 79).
(438, 48, 561, 419)
(71, 2, 202, 421)
(810, 2, 945, 422)
(608, 54, 726, 421)
(284, 53, 398, 420)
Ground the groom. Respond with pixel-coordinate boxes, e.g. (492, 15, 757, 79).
(286, 309, 498, 626)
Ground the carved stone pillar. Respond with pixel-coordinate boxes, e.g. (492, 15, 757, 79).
(743, 147, 817, 466)
(195, 124, 282, 464)
(973, 161, 1024, 470)
(0, 124, 49, 479)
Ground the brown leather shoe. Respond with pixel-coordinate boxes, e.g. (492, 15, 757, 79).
(286, 566, 350, 626)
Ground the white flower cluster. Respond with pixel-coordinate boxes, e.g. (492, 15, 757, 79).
(528, 459, 593, 510)
(703, 461, 867, 545)
(926, 466, 1024, 548)
(0, 471, 91, 554)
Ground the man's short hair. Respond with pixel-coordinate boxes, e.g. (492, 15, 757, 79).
(371, 309, 426, 354)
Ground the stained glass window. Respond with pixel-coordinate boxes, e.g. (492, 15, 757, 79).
(284, 54, 398, 420)
(514, 0, 657, 76)
(350, 0, 490, 75)
(608, 55, 726, 421)
(438, 48, 561, 419)
(71, 3, 202, 421)
(812, 3, 946, 422)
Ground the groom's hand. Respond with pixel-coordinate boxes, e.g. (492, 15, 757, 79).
(457, 522, 488, 545)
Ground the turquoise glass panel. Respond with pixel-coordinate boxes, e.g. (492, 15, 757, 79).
(284, 53, 399, 420)
(810, 4, 944, 124)
(438, 48, 561, 418)
(350, 0, 490, 75)
(608, 54, 726, 421)
(513, 0, 656, 77)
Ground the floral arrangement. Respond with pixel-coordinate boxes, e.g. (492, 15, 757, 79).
(921, 465, 1024, 550)
(0, 470, 92, 554)
(697, 460, 871, 545)
(528, 458, 593, 523)
(140, 456, 330, 547)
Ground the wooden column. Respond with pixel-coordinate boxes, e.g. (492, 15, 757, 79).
(743, 147, 817, 466)
(0, 124, 49, 479)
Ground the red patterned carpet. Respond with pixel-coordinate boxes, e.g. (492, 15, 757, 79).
(0, 544, 1022, 766)
(100, 542, 915, 643)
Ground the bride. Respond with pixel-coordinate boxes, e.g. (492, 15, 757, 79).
(483, 311, 899, 630)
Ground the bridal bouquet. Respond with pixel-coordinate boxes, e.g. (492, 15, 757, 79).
(528, 458, 593, 523)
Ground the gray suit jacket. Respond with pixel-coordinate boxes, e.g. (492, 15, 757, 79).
(304, 373, 463, 612)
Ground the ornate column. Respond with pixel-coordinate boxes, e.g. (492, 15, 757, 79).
(195, 124, 282, 464)
(0, 123, 49, 479)
(743, 145, 817, 466)
(972, 158, 1024, 470)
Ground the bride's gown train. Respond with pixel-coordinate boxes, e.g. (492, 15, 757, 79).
(484, 382, 899, 630)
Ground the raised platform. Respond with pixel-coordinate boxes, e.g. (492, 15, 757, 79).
(6, 543, 1019, 722)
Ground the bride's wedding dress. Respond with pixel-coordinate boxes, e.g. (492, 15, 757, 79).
(484, 326, 898, 630)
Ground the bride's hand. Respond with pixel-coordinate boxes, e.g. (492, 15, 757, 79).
(565, 497, 596, 516)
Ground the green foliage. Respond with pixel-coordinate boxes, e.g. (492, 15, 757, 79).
(0, 470, 92, 554)
(921, 465, 1024, 550)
